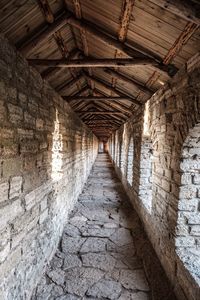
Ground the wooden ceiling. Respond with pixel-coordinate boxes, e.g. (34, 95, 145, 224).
(0, 0, 200, 141)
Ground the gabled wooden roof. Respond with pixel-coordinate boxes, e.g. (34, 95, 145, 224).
(0, 0, 200, 141)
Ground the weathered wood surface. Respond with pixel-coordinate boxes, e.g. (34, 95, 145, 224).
(28, 57, 162, 67)
(149, 0, 200, 25)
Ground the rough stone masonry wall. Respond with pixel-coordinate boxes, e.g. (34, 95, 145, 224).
(108, 53, 200, 300)
(0, 34, 98, 300)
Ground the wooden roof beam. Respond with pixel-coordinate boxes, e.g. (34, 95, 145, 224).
(89, 95, 132, 115)
(37, 0, 54, 23)
(84, 117, 122, 124)
(63, 96, 131, 102)
(79, 110, 127, 122)
(69, 0, 95, 92)
(67, 15, 177, 76)
(41, 48, 80, 79)
(96, 101, 132, 116)
(149, 0, 200, 25)
(17, 7, 176, 75)
(119, 0, 135, 42)
(77, 111, 125, 115)
(163, 21, 199, 65)
(81, 114, 127, 126)
(104, 69, 154, 94)
(88, 125, 115, 128)
(84, 73, 142, 106)
(146, 19, 199, 88)
(69, 85, 89, 97)
(16, 12, 70, 55)
(56, 72, 83, 92)
(28, 57, 158, 67)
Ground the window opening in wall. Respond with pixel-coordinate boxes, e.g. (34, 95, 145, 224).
(127, 137, 134, 185)
(51, 109, 63, 181)
(115, 134, 119, 166)
(118, 142, 122, 169)
(139, 100, 153, 213)
(176, 123, 200, 283)
(120, 128, 126, 175)
(139, 137, 153, 213)
(98, 141, 104, 153)
(143, 99, 151, 137)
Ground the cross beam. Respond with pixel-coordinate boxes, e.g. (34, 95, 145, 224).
(28, 58, 158, 67)
(76, 111, 125, 115)
(63, 96, 131, 101)
(84, 73, 141, 106)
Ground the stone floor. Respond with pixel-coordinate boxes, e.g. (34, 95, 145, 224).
(32, 154, 177, 300)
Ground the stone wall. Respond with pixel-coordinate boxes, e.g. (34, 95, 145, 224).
(108, 54, 200, 300)
(0, 34, 98, 300)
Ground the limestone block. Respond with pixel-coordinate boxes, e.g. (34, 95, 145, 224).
(25, 190, 36, 210)
(175, 236, 196, 247)
(7, 103, 23, 124)
(0, 246, 22, 281)
(20, 140, 38, 154)
(0, 181, 9, 202)
(87, 279, 122, 300)
(80, 237, 107, 253)
(39, 209, 48, 224)
(190, 225, 200, 236)
(81, 252, 116, 271)
(24, 111, 35, 128)
(0, 199, 23, 230)
(0, 100, 7, 121)
(119, 269, 149, 291)
(18, 93, 27, 107)
(9, 176, 22, 199)
(178, 199, 199, 212)
(36, 118, 44, 130)
(0, 242, 10, 263)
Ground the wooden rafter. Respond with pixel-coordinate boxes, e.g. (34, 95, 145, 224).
(41, 47, 154, 97)
(55, 72, 83, 92)
(88, 125, 114, 127)
(84, 73, 142, 106)
(81, 104, 125, 122)
(112, 0, 135, 94)
(54, 30, 83, 93)
(76, 111, 125, 115)
(28, 57, 160, 67)
(147, 20, 199, 88)
(67, 15, 176, 76)
(37, 0, 54, 23)
(54, 30, 69, 56)
(17, 9, 176, 75)
(63, 96, 131, 101)
(92, 89, 133, 115)
(69, 85, 89, 97)
(80, 100, 131, 116)
(17, 12, 70, 54)
(41, 48, 80, 79)
(105, 69, 154, 94)
(36, 0, 82, 93)
(163, 22, 199, 65)
(149, 0, 200, 25)
(86, 119, 121, 123)
(70, 0, 95, 92)
(119, 0, 135, 42)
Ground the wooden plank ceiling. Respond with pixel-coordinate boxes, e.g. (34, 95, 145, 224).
(0, 0, 200, 141)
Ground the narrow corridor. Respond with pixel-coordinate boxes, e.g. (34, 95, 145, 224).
(32, 154, 176, 300)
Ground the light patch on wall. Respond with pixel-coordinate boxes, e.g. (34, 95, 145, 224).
(51, 109, 63, 181)
(143, 100, 150, 137)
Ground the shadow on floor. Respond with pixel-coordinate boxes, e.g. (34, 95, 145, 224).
(31, 153, 177, 300)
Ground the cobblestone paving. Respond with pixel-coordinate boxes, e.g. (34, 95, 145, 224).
(32, 154, 175, 300)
